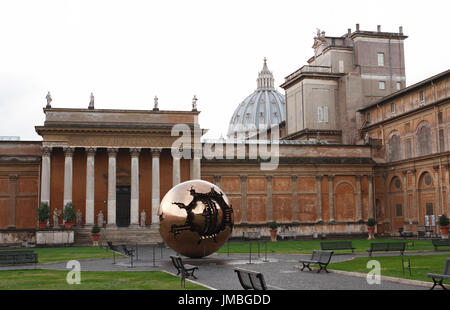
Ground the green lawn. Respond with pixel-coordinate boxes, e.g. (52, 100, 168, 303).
(329, 254, 450, 283)
(0, 247, 118, 264)
(0, 270, 207, 290)
(217, 239, 441, 255)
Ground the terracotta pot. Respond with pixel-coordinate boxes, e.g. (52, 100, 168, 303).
(39, 221, 47, 229)
(91, 233, 100, 241)
(440, 226, 449, 239)
(367, 226, 375, 240)
(65, 222, 73, 229)
(269, 229, 277, 242)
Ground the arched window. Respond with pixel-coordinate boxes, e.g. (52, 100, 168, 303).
(387, 131, 401, 162)
(416, 121, 432, 156)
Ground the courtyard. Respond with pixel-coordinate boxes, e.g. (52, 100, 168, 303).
(0, 239, 448, 291)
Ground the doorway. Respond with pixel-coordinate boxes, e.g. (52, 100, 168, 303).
(116, 186, 130, 227)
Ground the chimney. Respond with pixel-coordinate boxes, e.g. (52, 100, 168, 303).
(347, 28, 351, 36)
(377, 25, 381, 32)
(356, 23, 360, 31)
(399, 26, 403, 34)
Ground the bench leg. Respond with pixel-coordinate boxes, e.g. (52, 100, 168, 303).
(301, 263, 312, 272)
(430, 278, 447, 290)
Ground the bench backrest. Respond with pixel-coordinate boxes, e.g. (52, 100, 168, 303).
(443, 259, 450, 276)
(0, 253, 38, 264)
(432, 239, 450, 246)
(234, 268, 267, 290)
(310, 250, 333, 264)
(170, 255, 184, 271)
(0, 250, 35, 255)
(370, 242, 406, 251)
(321, 241, 353, 250)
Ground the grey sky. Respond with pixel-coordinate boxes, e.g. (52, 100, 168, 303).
(0, 0, 449, 140)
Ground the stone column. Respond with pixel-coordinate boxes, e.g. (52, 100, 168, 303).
(40, 147, 51, 204)
(107, 148, 118, 227)
(266, 175, 273, 222)
(192, 149, 201, 179)
(151, 148, 162, 226)
(172, 152, 181, 186)
(85, 147, 96, 226)
(240, 175, 247, 224)
(327, 175, 334, 222)
(402, 170, 409, 223)
(8, 175, 17, 229)
(315, 175, 323, 223)
(291, 175, 299, 223)
(130, 148, 141, 227)
(356, 175, 363, 222)
(63, 147, 74, 207)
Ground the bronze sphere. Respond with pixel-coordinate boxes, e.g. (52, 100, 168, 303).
(158, 180, 233, 258)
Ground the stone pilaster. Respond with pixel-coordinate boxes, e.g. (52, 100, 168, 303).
(327, 175, 334, 223)
(316, 175, 323, 223)
(240, 175, 247, 224)
(356, 175, 363, 222)
(85, 147, 96, 226)
(411, 169, 418, 223)
(172, 151, 181, 186)
(433, 165, 441, 215)
(266, 175, 273, 222)
(291, 175, 299, 224)
(192, 149, 201, 179)
(368, 174, 374, 220)
(402, 170, 409, 223)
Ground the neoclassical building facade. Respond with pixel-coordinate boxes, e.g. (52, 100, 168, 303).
(0, 24, 449, 245)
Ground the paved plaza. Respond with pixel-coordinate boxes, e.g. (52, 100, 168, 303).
(2, 244, 447, 290)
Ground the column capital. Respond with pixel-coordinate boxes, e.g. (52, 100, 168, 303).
(214, 175, 222, 183)
(327, 175, 334, 181)
(355, 175, 362, 181)
(291, 175, 298, 182)
(151, 148, 162, 157)
(239, 175, 247, 182)
(107, 147, 119, 157)
(410, 168, 417, 174)
(402, 170, 408, 176)
(41, 146, 52, 157)
(85, 147, 97, 156)
(63, 147, 75, 156)
(265, 175, 273, 182)
(433, 165, 440, 172)
(130, 147, 141, 157)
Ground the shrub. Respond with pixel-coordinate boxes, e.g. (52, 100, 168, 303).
(91, 225, 100, 234)
(37, 202, 50, 222)
(367, 218, 377, 227)
(439, 214, 449, 227)
(63, 202, 75, 222)
(268, 221, 278, 230)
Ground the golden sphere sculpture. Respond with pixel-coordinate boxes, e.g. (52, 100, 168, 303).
(158, 180, 233, 258)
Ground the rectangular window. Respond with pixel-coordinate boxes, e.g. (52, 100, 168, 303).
(396, 82, 401, 90)
(391, 103, 396, 114)
(377, 52, 385, 66)
(379, 81, 386, 90)
(317, 106, 328, 123)
(439, 129, 445, 151)
(395, 203, 402, 217)
(366, 112, 371, 123)
(438, 111, 443, 124)
(419, 91, 425, 105)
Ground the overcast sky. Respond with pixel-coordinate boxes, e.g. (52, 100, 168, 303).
(0, 0, 449, 141)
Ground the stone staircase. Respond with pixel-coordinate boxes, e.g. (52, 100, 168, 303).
(73, 226, 163, 246)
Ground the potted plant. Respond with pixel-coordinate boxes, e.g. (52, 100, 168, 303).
(439, 215, 449, 239)
(91, 225, 100, 245)
(63, 202, 75, 229)
(37, 202, 50, 229)
(367, 218, 376, 240)
(268, 221, 278, 242)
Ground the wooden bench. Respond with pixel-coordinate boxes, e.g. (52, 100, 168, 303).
(0, 250, 38, 268)
(320, 241, 355, 253)
(298, 250, 333, 273)
(431, 239, 450, 251)
(234, 268, 267, 290)
(427, 258, 450, 290)
(170, 255, 199, 279)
